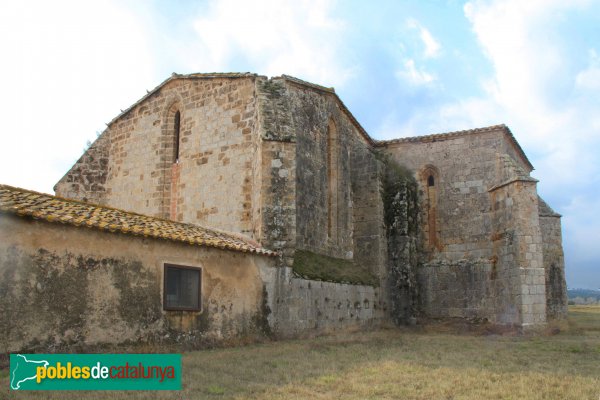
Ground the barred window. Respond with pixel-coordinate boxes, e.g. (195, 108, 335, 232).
(163, 264, 201, 311)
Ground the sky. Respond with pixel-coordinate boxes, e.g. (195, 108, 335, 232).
(0, 0, 599, 288)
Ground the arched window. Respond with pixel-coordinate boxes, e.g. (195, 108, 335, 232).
(327, 119, 339, 240)
(173, 110, 181, 162)
(428, 175, 435, 187)
(421, 165, 440, 252)
(160, 101, 182, 221)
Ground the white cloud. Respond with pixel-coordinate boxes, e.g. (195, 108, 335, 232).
(190, 0, 353, 87)
(377, 96, 503, 140)
(407, 18, 441, 59)
(576, 49, 600, 90)
(396, 59, 436, 86)
(433, 0, 600, 287)
(563, 195, 600, 261)
(458, 0, 600, 186)
(385, 0, 599, 198)
(0, 0, 155, 193)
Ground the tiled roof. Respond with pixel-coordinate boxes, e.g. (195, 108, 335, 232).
(376, 124, 533, 171)
(0, 184, 276, 256)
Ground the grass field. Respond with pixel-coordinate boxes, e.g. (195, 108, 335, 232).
(2, 306, 599, 399)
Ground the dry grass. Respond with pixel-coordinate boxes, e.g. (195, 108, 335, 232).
(2, 306, 599, 399)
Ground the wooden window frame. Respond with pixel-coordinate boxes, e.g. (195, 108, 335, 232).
(163, 263, 202, 311)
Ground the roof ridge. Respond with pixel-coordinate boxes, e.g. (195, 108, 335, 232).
(275, 74, 376, 146)
(378, 124, 533, 170)
(0, 184, 176, 222)
(279, 75, 336, 94)
(105, 72, 261, 129)
(94, 72, 529, 169)
(376, 124, 507, 144)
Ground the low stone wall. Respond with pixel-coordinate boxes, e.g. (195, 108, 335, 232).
(260, 266, 386, 337)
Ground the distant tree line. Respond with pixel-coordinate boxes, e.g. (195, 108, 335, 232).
(568, 289, 600, 305)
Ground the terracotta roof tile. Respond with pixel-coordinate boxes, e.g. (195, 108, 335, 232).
(0, 184, 276, 256)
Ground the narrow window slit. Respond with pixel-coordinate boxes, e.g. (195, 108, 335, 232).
(174, 111, 181, 162)
(428, 175, 435, 187)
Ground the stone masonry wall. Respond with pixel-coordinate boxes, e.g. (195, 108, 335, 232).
(350, 138, 387, 283)
(57, 75, 262, 238)
(383, 130, 505, 323)
(383, 128, 510, 260)
(381, 161, 420, 324)
(255, 77, 388, 334)
(0, 214, 275, 353)
(417, 259, 498, 321)
(54, 132, 110, 205)
(284, 80, 354, 260)
(53, 73, 563, 329)
(539, 199, 567, 319)
(256, 77, 297, 266)
(257, 76, 387, 275)
(259, 266, 385, 338)
(489, 181, 546, 326)
(383, 128, 547, 325)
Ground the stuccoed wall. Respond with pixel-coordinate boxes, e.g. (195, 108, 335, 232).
(0, 214, 274, 353)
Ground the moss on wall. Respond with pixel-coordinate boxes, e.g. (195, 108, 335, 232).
(292, 249, 378, 286)
(111, 260, 162, 329)
(380, 155, 419, 236)
(378, 153, 420, 324)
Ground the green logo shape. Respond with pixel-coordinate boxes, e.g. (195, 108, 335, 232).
(10, 354, 181, 391)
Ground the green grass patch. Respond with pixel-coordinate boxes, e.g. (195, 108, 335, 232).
(207, 385, 226, 395)
(292, 249, 378, 286)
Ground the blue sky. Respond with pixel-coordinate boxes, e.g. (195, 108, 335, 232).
(1, 0, 599, 288)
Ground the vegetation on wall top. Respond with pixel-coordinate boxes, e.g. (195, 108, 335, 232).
(292, 249, 378, 286)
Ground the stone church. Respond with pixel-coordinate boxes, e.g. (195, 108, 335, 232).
(0, 72, 567, 352)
